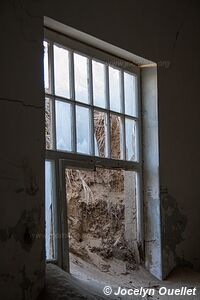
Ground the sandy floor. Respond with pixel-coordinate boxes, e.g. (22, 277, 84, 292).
(39, 256, 200, 300)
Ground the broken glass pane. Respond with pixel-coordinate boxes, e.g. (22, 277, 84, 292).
(94, 110, 108, 157)
(45, 98, 53, 150)
(110, 114, 123, 159)
(65, 167, 138, 274)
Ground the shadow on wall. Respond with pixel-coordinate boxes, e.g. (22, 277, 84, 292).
(161, 189, 189, 278)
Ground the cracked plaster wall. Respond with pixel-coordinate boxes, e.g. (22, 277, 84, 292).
(1, 1, 200, 298)
(0, 1, 44, 299)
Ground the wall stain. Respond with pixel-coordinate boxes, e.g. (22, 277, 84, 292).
(20, 265, 33, 300)
(161, 187, 190, 274)
(0, 209, 37, 252)
(0, 273, 14, 282)
(22, 160, 39, 196)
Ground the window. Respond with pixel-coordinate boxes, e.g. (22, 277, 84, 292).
(44, 33, 140, 161)
(44, 28, 142, 269)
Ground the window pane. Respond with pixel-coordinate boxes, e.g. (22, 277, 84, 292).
(44, 41, 49, 91)
(55, 100, 72, 151)
(76, 106, 90, 154)
(94, 110, 108, 157)
(109, 66, 121, 112)
(124, 72, 137, 116)
(92, 60, 106, 108)
(45, 160, 55, 260)
(54, 45, 70, 98)
(74, 53, 89, 103)
(45, 98, 53, 149)
(125, 118, 137, 161)
(110, 114, 123, 159)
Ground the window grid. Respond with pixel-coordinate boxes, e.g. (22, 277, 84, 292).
(45, 39, 140, 163)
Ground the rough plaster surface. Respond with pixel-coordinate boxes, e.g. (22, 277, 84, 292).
(1, 0, 200, 298)
(0, 1, 44, 299)
(161, 190, 190, 278)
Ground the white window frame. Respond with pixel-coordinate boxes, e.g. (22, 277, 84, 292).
(44, 27, 144, 270)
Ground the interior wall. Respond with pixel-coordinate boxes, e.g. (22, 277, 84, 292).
(0, 1, 44, 299)
(44, 0, 200, 279)
(1, 1, 200, 298)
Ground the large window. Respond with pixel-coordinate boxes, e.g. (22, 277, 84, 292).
(44, 34, 140, 162)
(44, 28, 142, 268)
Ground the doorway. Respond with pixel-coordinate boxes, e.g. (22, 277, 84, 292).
(59, 161, 140, 279)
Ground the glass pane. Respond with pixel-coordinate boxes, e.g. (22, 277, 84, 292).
(110, 114, 123, 159)
(76, 106, 90, 154)
(109, 66, 121, 112)
(55, 100, 72, 151)
(74, 53, 89, 103)
(94, 110, 108, 157)
(44, 41, 49, 91)
(124, 72, 137, 116)
(125, 118, 137, 161)
(45, 160, 55, 260)
(92, 60, 106, 108)
(54, 45, 70, 98)
(45, 98, 53, 149)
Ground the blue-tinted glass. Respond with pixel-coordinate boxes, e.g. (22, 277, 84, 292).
(124, 72, 137, 116)
(109, 67, 121, 112)
(76, 106, 90, 154)
(125, 118, 137, 161)
(55, 100, 71, 151)
(74, 53, 89, 103)
(93, 60, 106, 108)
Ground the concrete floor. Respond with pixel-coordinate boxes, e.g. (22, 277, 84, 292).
(38, 260, 200, 300)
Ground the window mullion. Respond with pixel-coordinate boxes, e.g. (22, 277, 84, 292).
(136, 75, 141, 163)
(105, 65, 111, 159)
(49, 42, 57, 150)
(69, 51, 77, 153)
(89, 58, 95, 156)
(120, 71, 126, 160)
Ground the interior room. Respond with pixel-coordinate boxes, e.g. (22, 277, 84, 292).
(0, 1, 200, 299)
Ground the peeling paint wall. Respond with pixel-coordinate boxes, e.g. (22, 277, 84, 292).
(0, 1, 44, 299)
